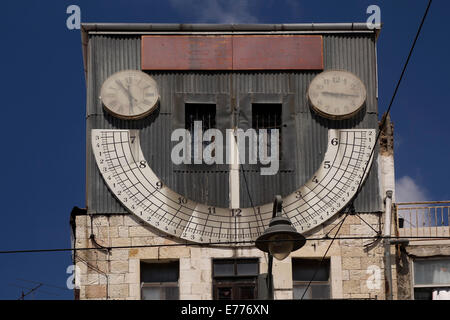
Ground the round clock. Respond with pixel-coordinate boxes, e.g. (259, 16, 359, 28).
(308, 70, 366, 120)
(100, 70, 159, 120)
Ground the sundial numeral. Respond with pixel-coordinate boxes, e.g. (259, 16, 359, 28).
(231, 209, 242, 217)
(139, 160, 147, 168)
(178, 197, 187, 204)
(331, 138, 339, 146)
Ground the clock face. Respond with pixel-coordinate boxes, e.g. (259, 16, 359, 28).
(308, 70, 367, 120)
(100, 70, 159, 120)
(92, 128, 375, 244)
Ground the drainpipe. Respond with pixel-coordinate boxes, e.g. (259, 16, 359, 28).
(384, 190, 393, 300)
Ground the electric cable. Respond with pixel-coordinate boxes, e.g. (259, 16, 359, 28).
(298, 0, 433, 299)
(1, 235, 449, 255)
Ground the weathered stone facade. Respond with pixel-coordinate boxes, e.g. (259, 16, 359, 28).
(73, 210, 394, 300)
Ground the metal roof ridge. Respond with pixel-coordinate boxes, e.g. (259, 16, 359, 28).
(81, 22, 379, 32)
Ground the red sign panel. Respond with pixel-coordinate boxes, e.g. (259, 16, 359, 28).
(141, 35, 323, 70)
(232, 35, 323, 70)
(142, 36, 233, 70)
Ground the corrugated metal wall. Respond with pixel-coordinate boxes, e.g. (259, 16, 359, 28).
(86, 33, 382, 214)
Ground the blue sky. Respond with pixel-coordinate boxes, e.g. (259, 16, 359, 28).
(0, 0, 447, 299)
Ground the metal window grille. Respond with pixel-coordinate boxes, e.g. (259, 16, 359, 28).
(185, 103, 217, 163)
(252, 104, 282, 160)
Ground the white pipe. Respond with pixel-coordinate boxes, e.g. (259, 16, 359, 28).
(384, 190, 393, 300)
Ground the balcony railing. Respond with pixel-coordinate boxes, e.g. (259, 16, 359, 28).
(394, 201, 450, 238)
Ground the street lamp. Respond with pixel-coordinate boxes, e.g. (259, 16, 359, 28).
(255, 195, 306, 299)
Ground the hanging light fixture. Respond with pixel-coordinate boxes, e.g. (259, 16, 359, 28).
(255, 196, 306, 261)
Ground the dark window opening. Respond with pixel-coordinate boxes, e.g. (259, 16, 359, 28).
(140, 260, 179, 300)
(252, 103, 282, 160)
(185, 103, 217, 163)
(413, 258, 450, 300)
(213, 258, 259, 300)
(292, 258, 331, 299)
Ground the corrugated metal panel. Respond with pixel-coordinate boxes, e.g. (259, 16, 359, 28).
(86, 36, 231, 213)
(86, 33, 382, 214)
(236, 34, 381, 211)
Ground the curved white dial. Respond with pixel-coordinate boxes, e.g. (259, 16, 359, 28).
(92, 128, 375, 244)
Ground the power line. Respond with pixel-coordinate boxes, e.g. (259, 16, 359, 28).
(1, 235, 449, 255)
(354, 0, 433, 197)
(296, 0, 433, 300)
(301, 211, 349, 300)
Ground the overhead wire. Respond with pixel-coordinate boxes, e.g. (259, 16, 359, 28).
(297, 0, 433, 299)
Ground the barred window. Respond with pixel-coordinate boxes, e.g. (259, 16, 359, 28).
(292, 258, 331, 299)
(252, 103, 282, 160)
(141, 260, 179, 300)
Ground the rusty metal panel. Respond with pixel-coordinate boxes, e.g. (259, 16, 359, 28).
(142, 35, 323, 70)
(142, 35, 233, 70)
(232, 35, 323, 70)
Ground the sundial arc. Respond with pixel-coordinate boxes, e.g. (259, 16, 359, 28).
(91, 128, 376, 244)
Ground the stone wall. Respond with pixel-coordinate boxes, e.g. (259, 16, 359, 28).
(73, 211, 391, 300)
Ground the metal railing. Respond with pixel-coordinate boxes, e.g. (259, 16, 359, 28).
(394, 201, 450, 238)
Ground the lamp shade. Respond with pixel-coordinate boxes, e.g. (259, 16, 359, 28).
(255, 216, 306, 260)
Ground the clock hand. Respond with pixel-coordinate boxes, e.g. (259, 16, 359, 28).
(115, 80, 138, 114)
(321, 91, 360, 98)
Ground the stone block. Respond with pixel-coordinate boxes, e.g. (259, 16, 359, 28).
(76, 216, 88, 227)
(118, 226, 129, 238)
(340, 246, 366, 257)
(350, 224, 376, 236)
(191, 258, 211, 270)
(123, 215, 140, 226)
(110, 249, 130, 261)
(129, 226, 153, 237)
(273, 261, 292, 289)
(343, 280, 361, 294)
(349, 270, 363, 280)
(128, 247, 158, 259)
(192, 283, 211, 295)
(85, 285, 106, 299)
(350, 293, 370, 299)
(179, 282, 192, 295)
(109, 215, 124, 226)
(180, 258, 191, 271)
(110, 261, 129, 273)
(125, 272, 139, 284)
(129, 259, 139, 274)
(201, 269, 212, 282)
(181, 294, 202, 300)
(344, 215, 361, 225)
(159, 246, 190, 258)
(342, 270, 350, 281)
(108, 274, 125, 285)
(109, 284, 128, 298)
(93, 216, 109, 226)
(342, 257, 361, 270)
(111, 238, 131, 247)
(129, 283, 140, 300)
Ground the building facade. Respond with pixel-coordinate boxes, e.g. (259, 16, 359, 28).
(71, 23, 409, 300)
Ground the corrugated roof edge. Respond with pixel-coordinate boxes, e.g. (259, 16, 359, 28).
(80, 22, 382, 80)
